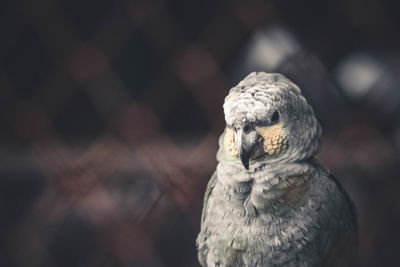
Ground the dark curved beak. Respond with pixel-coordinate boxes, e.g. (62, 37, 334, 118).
(235, 128, 251, 170)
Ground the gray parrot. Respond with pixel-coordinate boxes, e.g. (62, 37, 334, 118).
(196, 72, 358, 267)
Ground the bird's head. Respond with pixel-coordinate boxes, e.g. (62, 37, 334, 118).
(222, 72, 321, 169)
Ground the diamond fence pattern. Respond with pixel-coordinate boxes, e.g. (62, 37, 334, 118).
(1, 0, 400, 267)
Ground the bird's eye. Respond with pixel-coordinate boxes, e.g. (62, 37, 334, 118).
(270, 111, 280, 124)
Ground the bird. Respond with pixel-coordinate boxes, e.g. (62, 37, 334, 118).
(196, 72, 358, 267)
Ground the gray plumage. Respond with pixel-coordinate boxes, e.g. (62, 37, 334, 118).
(196, 72, 358, 267)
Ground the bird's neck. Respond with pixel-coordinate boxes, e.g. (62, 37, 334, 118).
(217, 158, 319, 183)
(216, 158, 323, 209)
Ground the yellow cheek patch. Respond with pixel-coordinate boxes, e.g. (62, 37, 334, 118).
(224, 128, 238, 157)
(257, 122, 288, 155)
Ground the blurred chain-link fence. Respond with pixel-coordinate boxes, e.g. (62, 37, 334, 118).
(1, 0, 400, 266)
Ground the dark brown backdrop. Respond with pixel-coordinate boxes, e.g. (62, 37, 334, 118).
(1, 0, 400, 266)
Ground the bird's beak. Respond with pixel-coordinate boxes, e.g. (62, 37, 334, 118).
(235, 128, 251, 170)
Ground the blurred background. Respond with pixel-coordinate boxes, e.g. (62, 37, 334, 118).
(1, 0, 400, 266)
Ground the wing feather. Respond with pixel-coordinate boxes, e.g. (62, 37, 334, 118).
(197, 172, 218, 266)
(323, 174, 359, 266)
(201, 171, 217, 224)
